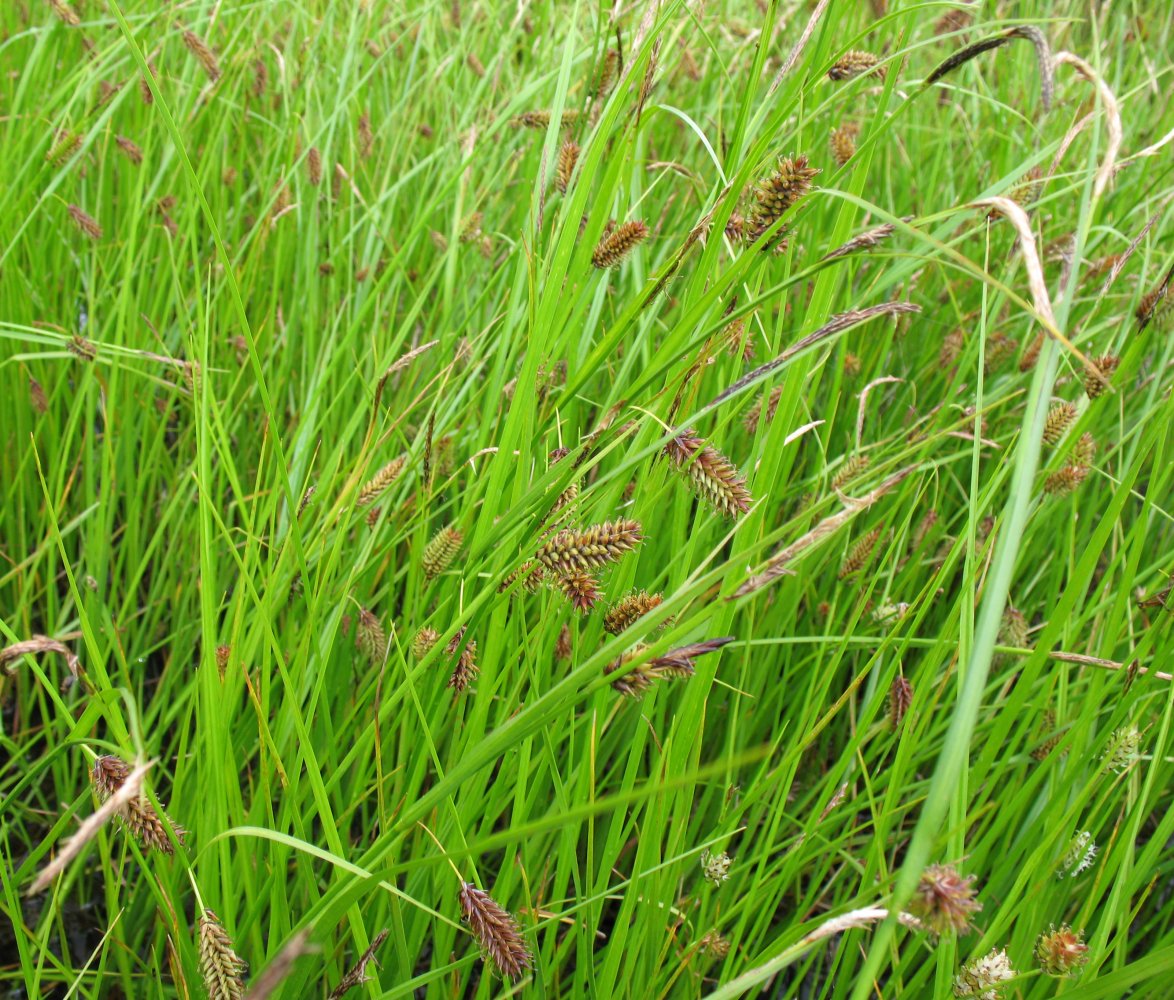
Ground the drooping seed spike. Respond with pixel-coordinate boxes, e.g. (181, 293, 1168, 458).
(838, 526, 882, 578)
(356, 456, 406, 507)
(828, 50, 884, 81)
(199, 911, 247, 1000)
(458, 882, 532, 980)
(422, 526, 463, 581)
(591, 220, 650, 268)
(1042, 402, 1077, 444)
(664, 430, 752, 519)
(603, 591, 665, 635)
(535, 520, 643, 576)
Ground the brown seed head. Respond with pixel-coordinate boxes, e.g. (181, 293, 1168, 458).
(604, 591, 664, 635)
(68, 204, 102, 240)
(829, 50, 884, 81)
(1035, 924, 1089, 977)
(555, 624, 572, 661)
(831, 453, 870, 492)
(998, 607, 1029, 648)
(422, 526, 463, 581)
(356, 456, 406, 507)
(556, 140, 579, 194)
(357, 111, 374, 157)
(458, 882, 532, 979)
(115, 135, 143, 165)
(1019, 331, 1045, 372)
(1032, 709, 1061, 761)
(251, 56, 268, 97)
(536, 520, 643, 576)
(182, 30, 221, 82)
(889, 675, 913, 728)
(68, 334, 97, 362)
(1044, 464, 1089, 496)
(447, 639, 478, 693)
(512, 109, 579, 130)
(1042, 402, 1077, 444)
(306, 147, 322, 186)
(749, 155, 819, 242)
(91, 754, 184, 853)
(49, 0, 81, 26)
(607, 638, 733, 697)
(664, 430, 752, 518)
(553, 570, 601, 612)
(215, 644, 230, 680)
(467, 52, 485, 77)
(327, 930, 389, 998)
(743, 385, 784, 433)
(1083, 354, 1118, 399)
(592, 220, 650, 268)
(838, 526, 882, 578)
(830, 123, 858, 166)
(911, 863, 982, 935)
(28, 376, 49, 413)
(199, 910, 247, 1000)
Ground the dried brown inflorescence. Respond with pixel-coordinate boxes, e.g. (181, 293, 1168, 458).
(828, 50, 884, 81)
(458, 882, 532, 980)
(115, 135, 143, 165)
(422, 526, 463, 581)
(356, 456, 406, 507)
(910, 863, 982, 935)
(91, 754, 185, 853)
(50, 0, 81, 26)
(592, 220, 650, 268)
(68, 204, 102, 240)
(889, 675, 913, 728)
(306, 147, 322, 186)
(536, 520, 643, 576)
(327, 929, 389, 998)
(664, 430, 752, 519)
(748, 155, 819, 245)
(446, 629, 478, 693)
(604, 591, 665, 635)
(198, 910, 247, 1000)
(556, 140, 579, 194)
(838, 526, 882, 578)
(829, 123, 859, 166)
(182, 30, 221, 82)
(607, 638, 734, 697)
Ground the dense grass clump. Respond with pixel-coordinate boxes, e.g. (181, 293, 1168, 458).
(1, 1, 1172, 997)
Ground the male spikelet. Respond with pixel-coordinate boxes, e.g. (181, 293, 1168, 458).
(1043, 403, 1077, 444)
(182, 30, 221, 82)
(748, 155, 819, 244)
(838, 526, 882, 578)
(198, 910, 247, 1000)
(306, 147, 322, 186)
(889, 675, 913, 728)
(1083, 354, 1118, 399)
(607, 638, 733, 697)
(68, 204, 102, 240)
(830, 124, 858, 166)
(422, 526, 463, 581)
(536, 520, 643, 576)
(910, 863, 982, 935)
(458, 882, 532, 979)
(91, 755, 184, 853)
(664, 430, 752, 519)
(356, 456, 406, 506)
(556, 140, 579, 194)
(592, 221, 649, 268)
(604, 591, 664, 635)
(828, 50, 884, 80)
